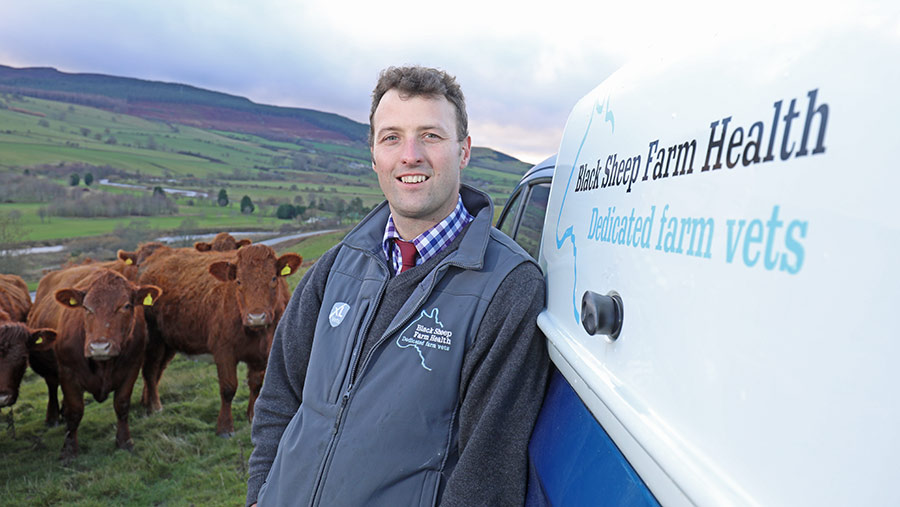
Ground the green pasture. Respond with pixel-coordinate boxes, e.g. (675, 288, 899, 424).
(0, 202, 289, 243)
(1, 356, 254, 505)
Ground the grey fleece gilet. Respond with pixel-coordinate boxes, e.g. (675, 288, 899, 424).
(255, 187, 537, 506)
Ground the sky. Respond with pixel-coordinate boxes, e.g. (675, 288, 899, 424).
(0, 0, 894, 164)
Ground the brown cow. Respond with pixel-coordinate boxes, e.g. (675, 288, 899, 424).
(28, 256, 133, 426)
(0, 322, 56, 408)
(194, 232, 252, 252)
(138, 243, 301, 436)
(52, 268, 161, 459)
(0, 273, 32, 323)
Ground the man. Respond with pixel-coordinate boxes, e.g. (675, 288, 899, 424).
(246, 66, 548, 506)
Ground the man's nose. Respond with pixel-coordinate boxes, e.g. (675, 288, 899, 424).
(401, 138, 423, 165)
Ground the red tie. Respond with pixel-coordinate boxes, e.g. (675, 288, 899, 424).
(395, 239, 418, 273)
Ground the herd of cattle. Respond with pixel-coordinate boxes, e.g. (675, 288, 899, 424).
(0, 232, 302, 459)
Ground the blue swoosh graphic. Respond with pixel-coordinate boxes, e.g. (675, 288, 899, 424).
(554, 95, 614, 324)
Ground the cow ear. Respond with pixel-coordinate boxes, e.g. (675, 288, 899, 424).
(236, 239, 252, 249)
(28, 328, 57, 351)
(118, 249, 138, 266)
(55, 288, 85, 308)
(195, 242, 212, 252)
(209, 261, 237, 282)
(276, 253, 303, 277)
(134, 285, 162, 307)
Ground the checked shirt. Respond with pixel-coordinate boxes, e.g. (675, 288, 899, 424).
(382, 194, 474, 276)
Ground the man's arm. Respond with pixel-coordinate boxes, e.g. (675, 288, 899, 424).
(245, 246, 340, 506)
(440, 261, 550, 506)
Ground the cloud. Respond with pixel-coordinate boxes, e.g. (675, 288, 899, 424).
(2, 0, 892, 163)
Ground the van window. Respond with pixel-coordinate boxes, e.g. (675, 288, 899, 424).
(498, 190, 522, 238)
(515, 182, 551, 259)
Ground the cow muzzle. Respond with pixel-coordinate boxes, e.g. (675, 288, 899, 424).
(86, 341, 117, 360)
(244, 312, 271, 328)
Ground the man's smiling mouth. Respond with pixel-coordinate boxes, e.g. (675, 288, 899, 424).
(400, 175, 428, 184)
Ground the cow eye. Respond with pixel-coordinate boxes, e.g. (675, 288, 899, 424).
(123, 303, 133, 311)
(236, 279, 242, 286)
(271, 276, 277, 282)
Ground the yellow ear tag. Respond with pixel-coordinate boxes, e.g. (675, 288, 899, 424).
(69, 297, 78, 306)
(125, 258, 133, 265)
(280, 265, 292, 276)
(35, 337, 43, 345)
(143, 294, 154, 306)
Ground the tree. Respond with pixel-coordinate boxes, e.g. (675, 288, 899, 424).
(69, 173, 80, 186)
(153, 186, 166, 197)
(276, 204, 297, 220)
(217, 188, 229, 207)
(348, 197, 366, 220)
(84, 173, 94, 186)
(240, 195, 255, 214)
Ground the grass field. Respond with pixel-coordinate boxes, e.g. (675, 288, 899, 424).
(0, 356, 254, 506)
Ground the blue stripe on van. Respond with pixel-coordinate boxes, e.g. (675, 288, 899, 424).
(527, 368, 660, 506)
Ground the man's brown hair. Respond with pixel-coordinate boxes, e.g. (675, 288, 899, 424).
(369, 66, 468, 147)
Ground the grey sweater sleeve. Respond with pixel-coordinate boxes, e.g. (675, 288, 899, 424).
(245, 246, 341, 506)
(440, 261, 550, 507)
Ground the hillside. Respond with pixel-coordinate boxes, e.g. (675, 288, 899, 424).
(0, 64, 367, 143)
(0, 64, 532, 173)
(0, 65, 532, 285)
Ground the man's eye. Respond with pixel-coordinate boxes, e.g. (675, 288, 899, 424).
(382, 134, 399, 143)
(424, 133, 441, 140)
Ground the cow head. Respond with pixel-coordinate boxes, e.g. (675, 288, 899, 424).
(118, 241, 167, 267)
(195, 232, 253, 252)
(54, 271, 162, 360)
(0, 322, 56, 407)
(208, 245, 302, 329)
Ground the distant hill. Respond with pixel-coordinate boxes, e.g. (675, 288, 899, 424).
(0, 64, 531, 174)
(0, 64, 368, 143)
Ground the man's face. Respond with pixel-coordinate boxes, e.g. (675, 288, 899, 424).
(371, 89, 471, 238)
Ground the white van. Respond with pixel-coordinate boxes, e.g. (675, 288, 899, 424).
(498, 24, 900, 506)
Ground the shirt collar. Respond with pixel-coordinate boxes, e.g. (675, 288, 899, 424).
(382, 194, 474, 274)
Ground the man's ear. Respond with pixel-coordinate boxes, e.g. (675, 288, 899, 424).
(459, 136, 472, 169)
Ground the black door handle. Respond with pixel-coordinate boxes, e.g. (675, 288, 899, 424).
(581, 291, 624, 340)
